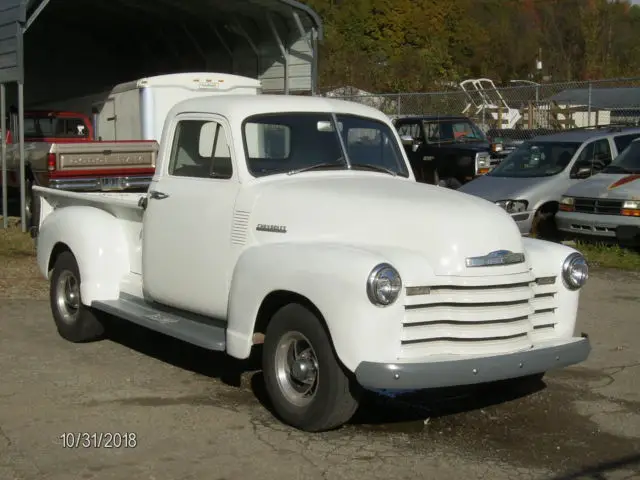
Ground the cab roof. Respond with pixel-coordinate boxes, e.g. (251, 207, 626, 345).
(169, 94, 393, 125)
(531, 126, 640, 143)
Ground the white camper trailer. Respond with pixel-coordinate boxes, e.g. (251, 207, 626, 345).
(96, 73, 262, 141)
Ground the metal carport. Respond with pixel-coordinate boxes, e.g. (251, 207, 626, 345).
(0, 0, 324, 231)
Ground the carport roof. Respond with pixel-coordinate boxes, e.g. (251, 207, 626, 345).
(548, 87, 640, 110)
(23, 0, 323, 38)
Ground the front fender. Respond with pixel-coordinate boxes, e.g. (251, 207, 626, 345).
(522, 237, 583, 338)
(226, 242, 406, 371)
(37, 206, 130, 304)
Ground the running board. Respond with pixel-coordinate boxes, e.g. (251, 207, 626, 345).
(92, 294, 226, 351)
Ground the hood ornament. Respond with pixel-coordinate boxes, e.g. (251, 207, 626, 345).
(465, 249, 525, 268)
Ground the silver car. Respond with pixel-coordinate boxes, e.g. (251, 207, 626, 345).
(556, 137, 640, 247)
(457, 127, 640, 238)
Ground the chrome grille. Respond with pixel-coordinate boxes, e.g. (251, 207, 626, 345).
(573, 197, 623, 215)
(400, 274, 558, 358)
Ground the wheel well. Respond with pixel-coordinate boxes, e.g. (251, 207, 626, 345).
(48, 242, 71, 274)
(537, 201, 559, 215)
(253, 290, 328, 338)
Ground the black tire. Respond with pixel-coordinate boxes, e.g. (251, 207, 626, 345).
(25, 179, 40, 230)
(441, 177, 462, 189)
(262, 303, 361, 432)
(49, 250, 105, 343)
(531, 210, 560, 241)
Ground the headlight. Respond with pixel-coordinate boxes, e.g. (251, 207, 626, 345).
(622, 200, 640, 217)
(495, 199, 528, 214)
(561, 252, 589, 290)
(366, 263, 402, 307)
(475, 153, 490, 167)
(559, 196, 575, 212)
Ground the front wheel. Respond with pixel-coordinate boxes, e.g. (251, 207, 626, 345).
(49, 251, 105, 343)
(531, 210, 560, 241)
(262, 303, 361, 432)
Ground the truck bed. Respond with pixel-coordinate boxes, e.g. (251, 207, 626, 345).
(33, 186, 145, 230)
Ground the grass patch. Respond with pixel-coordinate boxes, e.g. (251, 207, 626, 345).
(573, 240, 640, 271)
(0, 217, 46, 300)
(0, 217, 35, 257)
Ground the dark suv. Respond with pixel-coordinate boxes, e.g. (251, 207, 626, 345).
(393, 115, 499, 188)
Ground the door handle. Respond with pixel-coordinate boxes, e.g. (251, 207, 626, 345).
(149, 190, 169, 200)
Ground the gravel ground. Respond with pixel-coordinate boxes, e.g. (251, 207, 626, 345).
(0, 255, 639, 480)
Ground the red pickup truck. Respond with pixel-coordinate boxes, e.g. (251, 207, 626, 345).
(1, 110, 157, 228)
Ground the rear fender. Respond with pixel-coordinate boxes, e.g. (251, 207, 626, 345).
(37, 205, 130, 304)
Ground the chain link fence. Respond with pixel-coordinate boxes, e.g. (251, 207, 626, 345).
(323, 77, 640, 140)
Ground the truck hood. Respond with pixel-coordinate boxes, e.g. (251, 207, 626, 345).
(564, 173, 640, 200)
(458, 174, 546, 202)
(243, 173, 525, 277)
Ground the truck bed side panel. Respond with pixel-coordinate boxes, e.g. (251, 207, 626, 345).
(35, 187, 143, 303)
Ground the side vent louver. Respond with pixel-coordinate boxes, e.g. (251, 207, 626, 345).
(231, 210, 251, 245)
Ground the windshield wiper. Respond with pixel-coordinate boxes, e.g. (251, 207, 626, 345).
(350, 163, 398, 176)
(287, 162, 344, 176)
(602, 165, 634, 174)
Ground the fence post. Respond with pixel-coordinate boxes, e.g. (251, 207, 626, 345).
(587, 81, 592, 127)
(397, 94, 401, 117)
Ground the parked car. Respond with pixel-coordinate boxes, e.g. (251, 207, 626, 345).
(392, 115, 500, 188)
(457, 126, 640, 239)
(2, 73, 261, 228)
(556, 137, 640, 247)
(486, 128, 556, 160)
(32, 92, 591, 432)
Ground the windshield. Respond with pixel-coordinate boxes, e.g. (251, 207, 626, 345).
(488, 141, 580, 178)
(423, 119, 487, 144)
(603, 140, 640, 173)
(243, 112, 410, 178)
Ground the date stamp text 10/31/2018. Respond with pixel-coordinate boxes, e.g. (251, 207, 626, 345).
(60, 432, 137, 449)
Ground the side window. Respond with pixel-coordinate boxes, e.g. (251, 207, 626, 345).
(614, 133, 640, 153)
(168, 119, 233, 179)
(397, 122, 423, 141)
(593, 139, 612, 165)
(575, 141, 595, 165)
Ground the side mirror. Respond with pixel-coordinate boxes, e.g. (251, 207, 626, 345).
(573, 166, 592, 179)
(400, 135, 413, 147)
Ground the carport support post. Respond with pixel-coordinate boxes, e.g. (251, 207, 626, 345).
(18, 82, 25, 232)
(267, 13, 289, 94)
(1, 84, 6, 229)
(587, 81, 592, 128)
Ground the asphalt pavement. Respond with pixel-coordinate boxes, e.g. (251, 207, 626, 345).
(0, 269, 639, 480)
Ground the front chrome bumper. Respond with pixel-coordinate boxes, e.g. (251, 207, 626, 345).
(556, 211, 640, 240)
(354, 334, 591, 390)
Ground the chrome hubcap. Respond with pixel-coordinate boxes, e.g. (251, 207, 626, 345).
(274, 331, 319, 407)
(56, 270, 80, 324)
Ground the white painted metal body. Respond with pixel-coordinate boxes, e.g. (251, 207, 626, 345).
(33, 94, 587, 384)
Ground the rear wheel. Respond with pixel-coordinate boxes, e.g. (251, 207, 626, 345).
(49, 251, 105, 343)
(262, 303, 361, 432)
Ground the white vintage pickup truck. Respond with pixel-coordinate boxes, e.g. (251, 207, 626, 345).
(32, 93, 591, 432)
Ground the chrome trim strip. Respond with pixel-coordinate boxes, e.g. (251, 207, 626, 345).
(465, 249, 525, 268)
(49, 175, 153, 192)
